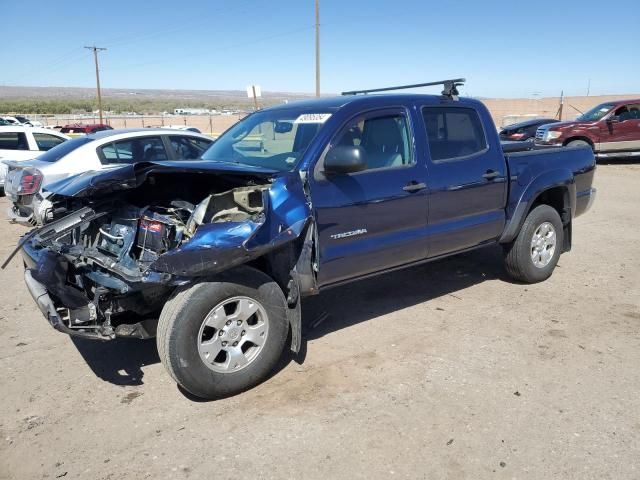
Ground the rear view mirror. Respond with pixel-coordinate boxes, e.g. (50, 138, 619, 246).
(324, 145, 367, 174)
(274, 121, 293, 134)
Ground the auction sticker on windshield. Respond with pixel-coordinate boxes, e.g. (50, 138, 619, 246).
(294, 113, 332, 124)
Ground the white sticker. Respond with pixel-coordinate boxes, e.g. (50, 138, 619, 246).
(294, 113, 332, 124)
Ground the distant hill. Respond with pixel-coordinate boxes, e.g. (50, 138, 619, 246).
(0, 85, 324, 114)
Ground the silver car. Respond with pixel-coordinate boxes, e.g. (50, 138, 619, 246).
(4, 128, 214, 225)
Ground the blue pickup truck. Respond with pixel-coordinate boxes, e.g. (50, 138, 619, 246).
(12, 80, 596, 399)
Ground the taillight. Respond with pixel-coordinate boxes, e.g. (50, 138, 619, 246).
(508, 133, 526, 140)
(18, 168, 43, 195)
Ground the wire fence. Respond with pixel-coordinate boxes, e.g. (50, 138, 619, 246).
(18, 113, 244, 135)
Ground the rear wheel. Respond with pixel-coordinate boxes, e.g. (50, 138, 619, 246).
(503, 205, 563, 283)
(157, 266, 289, 399)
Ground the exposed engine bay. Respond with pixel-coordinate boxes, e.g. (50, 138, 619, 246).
(15, 166, 310, 340)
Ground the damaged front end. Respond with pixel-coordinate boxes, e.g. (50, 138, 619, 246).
(12, 162, 314, 342)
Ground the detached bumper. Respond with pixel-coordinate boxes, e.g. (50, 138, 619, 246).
(7, 206, 35, 226)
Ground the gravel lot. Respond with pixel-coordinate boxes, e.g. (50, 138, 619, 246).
(1, 164, 639, 480)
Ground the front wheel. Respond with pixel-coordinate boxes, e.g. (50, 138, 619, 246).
(565, 139, 591, 149)
(503, 205, 563, 283)
(157, 266, 289, 399)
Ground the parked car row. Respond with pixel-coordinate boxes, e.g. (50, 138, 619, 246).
(1, 115, 43, 127)
(535, 99, 640, 159)
(4, 128, 213, 224)
(499, 98, 640, 160)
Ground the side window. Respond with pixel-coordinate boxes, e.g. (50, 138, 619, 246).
(422, 107, 487, 161)
(331, 112, 413, 171)
(170, 136, 212, 159)
(99, 137, 168, 164)
(0, 132, 29, 150)
(618, 104, 640, 121)
(33, 133, 66, 151)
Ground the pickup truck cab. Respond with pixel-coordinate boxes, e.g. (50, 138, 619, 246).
(11, 83, 596, 399)
(535, 99, 640, 159)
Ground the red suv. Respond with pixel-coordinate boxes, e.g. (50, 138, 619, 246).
(60, 123, 113, 134)
(535, 99, 640, 159)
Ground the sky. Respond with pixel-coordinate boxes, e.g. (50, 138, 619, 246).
(1, 0, 639, 98)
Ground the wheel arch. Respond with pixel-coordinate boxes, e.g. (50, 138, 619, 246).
(563, 136, 594, 148)
(500, 168, 576, 247)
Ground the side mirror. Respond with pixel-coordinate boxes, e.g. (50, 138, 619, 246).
(324, 145, 367, 174)
(274, 121, 293, 134)
(607, 115, 620, 123)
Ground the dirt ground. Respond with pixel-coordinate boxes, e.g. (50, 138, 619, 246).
(0, 164, 639, 480)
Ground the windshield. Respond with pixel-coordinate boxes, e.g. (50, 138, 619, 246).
(37, 136, 94, 163)
(577, 103, 616, 122)
(201, 109, 332, 171)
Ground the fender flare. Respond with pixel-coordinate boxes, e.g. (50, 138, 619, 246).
(500, 168, 576, 244)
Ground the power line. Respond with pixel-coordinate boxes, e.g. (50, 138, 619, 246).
(98, 0, 258, 50)
(84, 46, 107, 124)
(105, 26, 313, 74)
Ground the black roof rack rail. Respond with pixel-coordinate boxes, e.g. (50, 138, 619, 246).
(341, 78, 466, 100)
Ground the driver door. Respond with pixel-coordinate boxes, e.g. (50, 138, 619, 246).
(309, 107, 429, 286)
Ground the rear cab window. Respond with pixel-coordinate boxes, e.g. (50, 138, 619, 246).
(422, 106, 488, 161)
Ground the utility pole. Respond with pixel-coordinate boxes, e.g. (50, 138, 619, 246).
(252, 85, 260, 111)
(315, 0, 320, 97)
(556, 90, 564, 121)
(586, 78, 591, 96)
(84, 46, 107, 124)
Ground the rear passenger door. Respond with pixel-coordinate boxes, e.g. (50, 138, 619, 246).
(309, 107, 429, 286)
(420, 105, 507, 257)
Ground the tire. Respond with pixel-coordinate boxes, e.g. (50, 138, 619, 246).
(566, 139, 591, 149)
(157, 266, 289, 399)
(503, 205, 563, 283)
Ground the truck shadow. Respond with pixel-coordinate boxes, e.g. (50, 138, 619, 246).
(71, 337, 159, 386)
(299, 245, 508, 344)
(70, 244, 508, 390)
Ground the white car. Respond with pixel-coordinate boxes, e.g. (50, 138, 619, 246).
(4, 128, 214, 225)
(0, 126, 70, 194)
(1, 116, 43, 127)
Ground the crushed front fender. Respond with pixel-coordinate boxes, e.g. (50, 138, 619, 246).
(149, 174, 312, 277)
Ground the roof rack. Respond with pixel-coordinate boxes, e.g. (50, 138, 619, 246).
(341, 78, 466, 100)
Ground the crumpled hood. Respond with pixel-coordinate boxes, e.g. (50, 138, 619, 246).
(43, 160, 279, 198)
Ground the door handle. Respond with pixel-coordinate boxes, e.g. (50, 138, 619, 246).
(482, 169, 500, 180)
(403, 181, 427, 192)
